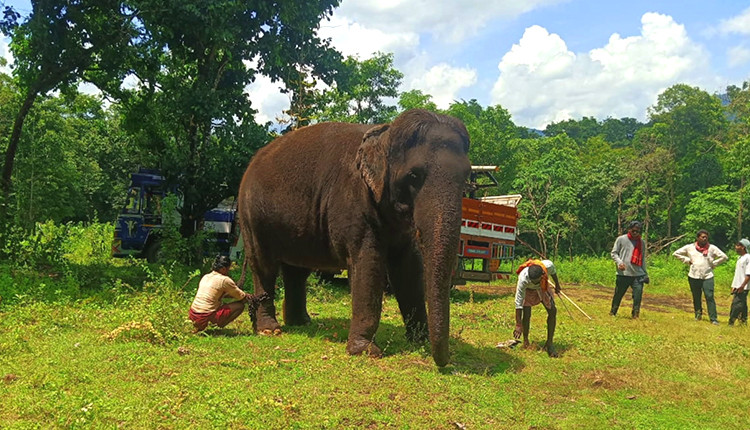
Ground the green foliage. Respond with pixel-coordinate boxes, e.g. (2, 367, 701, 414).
(444, 100, 521, 193)
(118, 0, 341, 236)
(158, 194, 211, 265)
(398, 89, 438, 112)
(681, 185, 738, 244)
(512, 134, 582, 257)
(11, 92, 138, 228)
(306, 52, 403, 125)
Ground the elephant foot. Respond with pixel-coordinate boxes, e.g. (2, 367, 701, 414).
(253, 315, 282, 335)
(346, 338, 382, 358)
(284, 312, 312, 326)
(258, 328, 283, 336)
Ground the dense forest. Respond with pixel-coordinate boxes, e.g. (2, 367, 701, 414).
(1, 1, 750, 260)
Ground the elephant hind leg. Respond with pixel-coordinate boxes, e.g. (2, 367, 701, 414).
(250, 262, 281, 335)
(281, 264, 312, 326)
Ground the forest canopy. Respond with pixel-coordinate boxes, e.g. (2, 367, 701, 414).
(1, 1, 749, 258)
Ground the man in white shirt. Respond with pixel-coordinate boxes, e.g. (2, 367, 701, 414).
(188, 255, 250, 332)
(672, 230, 728, 324)
(729, 238, 750, 326)
(513, 259, 561, 357)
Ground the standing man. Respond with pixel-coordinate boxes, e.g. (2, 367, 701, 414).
(188, 255, 250, 332)
(610, 221, 649, 318)
(673, 230, 728, 325)
(729, 238, 750, 326)
(513, 259, 561, 358)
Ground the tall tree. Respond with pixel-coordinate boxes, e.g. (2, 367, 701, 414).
(512, 134, 581, 258)
(121, 0, 342, 237)
(1, 1, 135, 203)
(647, 84, 728, 232)
(305, 52, 403, 125)
(445, 100, 520, 193)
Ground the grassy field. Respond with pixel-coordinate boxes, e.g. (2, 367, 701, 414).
(2, 256, 750, 429)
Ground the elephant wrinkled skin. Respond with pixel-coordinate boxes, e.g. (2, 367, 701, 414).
(236, 109, 470, 366)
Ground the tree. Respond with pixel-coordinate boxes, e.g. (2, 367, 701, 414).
(725, 81, 750, 241)
(306, 52, 403, 125)
(647, 84, 728, 233)
(120, 0, 343, 237)
(543, 116, 601, 143)
(444, 100, 520, 193)
(11, 91, 139, 228)
(398, 89, 438, 112)
(681, 185, 737, 248)
(1, 1, 136, 203)
(511, 134, 581, 258)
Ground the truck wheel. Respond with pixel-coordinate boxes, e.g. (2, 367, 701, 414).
(144, 240, 162, 263)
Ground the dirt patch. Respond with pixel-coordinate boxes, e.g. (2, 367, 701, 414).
(457, 282, 695, 313)
(582, 369, 628, 390)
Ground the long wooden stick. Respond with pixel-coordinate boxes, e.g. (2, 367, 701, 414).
(557, 291, 578, 321)
(559, 290, 592, 320)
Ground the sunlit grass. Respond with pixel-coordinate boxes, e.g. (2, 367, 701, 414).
(1, 258, 750, 428)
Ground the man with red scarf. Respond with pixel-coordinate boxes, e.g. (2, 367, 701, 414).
(610, 221, 650, 318)
(673, 230, 728, 324)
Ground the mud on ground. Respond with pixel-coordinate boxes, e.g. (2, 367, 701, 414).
(457, 283, 696, 314)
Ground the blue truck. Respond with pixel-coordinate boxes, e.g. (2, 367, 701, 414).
(111, 168, 241, 262)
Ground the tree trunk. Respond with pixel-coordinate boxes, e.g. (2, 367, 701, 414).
(2, 88, 38, 196)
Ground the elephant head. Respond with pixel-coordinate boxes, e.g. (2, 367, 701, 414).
(356, 109, 471, 366)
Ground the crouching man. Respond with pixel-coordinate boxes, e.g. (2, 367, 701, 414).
(513, 259, 561, 357)
(188, 255, 249, 332)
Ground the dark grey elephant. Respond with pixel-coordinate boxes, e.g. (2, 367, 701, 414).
(236, 109, 470, 366)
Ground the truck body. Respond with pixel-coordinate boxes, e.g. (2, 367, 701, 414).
(452, 166, 520, 284)
(111, 169, 240, 262)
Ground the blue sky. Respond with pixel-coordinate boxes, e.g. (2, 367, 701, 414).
(2, 0, 750, 128)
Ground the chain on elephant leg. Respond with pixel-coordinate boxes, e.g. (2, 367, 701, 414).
(247, 292, 281, 335)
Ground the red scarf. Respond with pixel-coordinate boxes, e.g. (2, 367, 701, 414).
(695, 242, 709, 256)
(628, 232, 643, 266)
(516, 259, 549, 291)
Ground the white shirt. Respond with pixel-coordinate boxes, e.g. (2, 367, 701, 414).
(673, 243, 728, 280)
(732, 253, 750, 290)
(514, 260, 556, 309)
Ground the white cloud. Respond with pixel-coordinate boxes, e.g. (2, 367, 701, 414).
(491, 13, 718, 128)
(333, 0, 564, 44)
(1, 33, 13, 75)
(245, 73, 290, 125)
(728, 44, 750, 68)
(318, 15, 419, 60)
(719, 6, 750, 36)
(406, 63, 477, 108)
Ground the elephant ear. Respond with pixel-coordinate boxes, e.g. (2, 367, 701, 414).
(356, 124, 390, 203)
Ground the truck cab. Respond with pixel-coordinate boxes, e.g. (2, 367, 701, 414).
(112, 168, 241, 262)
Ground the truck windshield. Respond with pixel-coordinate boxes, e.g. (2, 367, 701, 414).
(125, 187, 140, 214)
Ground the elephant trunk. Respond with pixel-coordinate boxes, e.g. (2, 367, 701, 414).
(416, 185, 463, 367)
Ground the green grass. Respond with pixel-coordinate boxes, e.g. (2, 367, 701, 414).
(2, 257, 750, 429)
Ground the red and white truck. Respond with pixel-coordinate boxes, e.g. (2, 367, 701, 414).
(452, 166, 521, 285)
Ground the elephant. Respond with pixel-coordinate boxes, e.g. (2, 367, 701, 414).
(236, 109, 471, 366)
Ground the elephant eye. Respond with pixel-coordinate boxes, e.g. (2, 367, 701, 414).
(405, 169, 425, 187)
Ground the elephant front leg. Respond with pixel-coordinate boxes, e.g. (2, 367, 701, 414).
(388, 245, 428, 343)
(346, 253, 387, 357)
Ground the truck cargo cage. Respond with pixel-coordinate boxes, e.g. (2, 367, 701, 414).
(452, 166, 520, 285)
